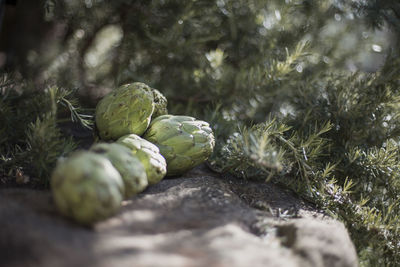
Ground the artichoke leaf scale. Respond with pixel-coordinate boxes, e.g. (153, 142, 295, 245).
(117, 134, 167, 185)
(95, 82, 155, 140)
(51, 152, 124, 225)
(90, 143, 148, 198)
(143, 115, 215, 176)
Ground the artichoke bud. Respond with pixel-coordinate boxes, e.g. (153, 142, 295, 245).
(51, 151, 124, 225)
(117, 134, 167, 185)
(90, 143, 148, 198)
(95, 82, 155, 140)
(143, 115, 215, 176)
(151, 88, 168, 118)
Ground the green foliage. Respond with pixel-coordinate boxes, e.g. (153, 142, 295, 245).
(208, 51, 400, 265)
(209, 117, 332, 181)
(24, 114, 76, 185)
(0, 76, 92, 186)
(349, 0, 400, 34)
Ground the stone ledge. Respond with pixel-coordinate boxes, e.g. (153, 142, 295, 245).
(0, 166, 358, 267)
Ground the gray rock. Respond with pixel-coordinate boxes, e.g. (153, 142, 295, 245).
(276, 219, 359, 267)
(0, 166, 358, 267)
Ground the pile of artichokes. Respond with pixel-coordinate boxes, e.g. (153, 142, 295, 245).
(51, 82, 215, 225)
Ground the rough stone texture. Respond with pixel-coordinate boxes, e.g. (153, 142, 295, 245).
(276, 219, 359, 267)
(0, 166, 358, 267)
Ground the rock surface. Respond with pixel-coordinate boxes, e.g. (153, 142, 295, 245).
(0, 166, 358, 267)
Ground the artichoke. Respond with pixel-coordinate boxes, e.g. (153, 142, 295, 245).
(90, 143, 148, 198)
(51, 152, 124, 225)
(143, 115, 215, 176)
(95, 82, 154, 140)
(151, 88, 168, 118)
(117, 134, 167, 185)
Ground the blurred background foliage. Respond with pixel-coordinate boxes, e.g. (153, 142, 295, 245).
(1, 0, 397, 107)
(1, 0, 400, 265)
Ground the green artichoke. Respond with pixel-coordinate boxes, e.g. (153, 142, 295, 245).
(143, 115, 215, 176)
(117, 134, 167, 185)
(151, 88, 168, 118)
(51, 152, 124, 225)
(90, 143, 148, 198)
(95, 82, 154, 140)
